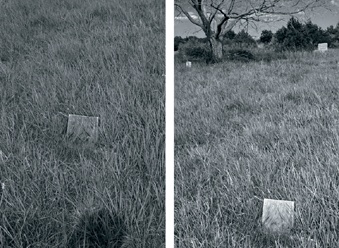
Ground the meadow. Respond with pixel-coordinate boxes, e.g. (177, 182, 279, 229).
(0, 0, 165, 247)
(175, 49, 339, 247)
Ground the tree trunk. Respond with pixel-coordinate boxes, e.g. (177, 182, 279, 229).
(209, 37, 223, 63)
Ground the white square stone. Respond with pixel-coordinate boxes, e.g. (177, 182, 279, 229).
(317, 43, 328, 52)
(67, 114, 99, 146)
(262, 199, 294, 234)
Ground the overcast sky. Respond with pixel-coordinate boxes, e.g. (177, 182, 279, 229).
(175, 1, 339, 38)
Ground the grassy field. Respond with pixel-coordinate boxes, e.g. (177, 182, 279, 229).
(0, 0, 164, 247)
(175, 49, 339, 247)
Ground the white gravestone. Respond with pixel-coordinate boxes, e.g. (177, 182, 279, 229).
(186, 61, 192, 68)
(67, 114, 99, 146)
(317, 43, 328, 52)
(262, 199, 295, 234)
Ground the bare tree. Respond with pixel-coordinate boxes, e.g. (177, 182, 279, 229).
(175, 0, 328, 62)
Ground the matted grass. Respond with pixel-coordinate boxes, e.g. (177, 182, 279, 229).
(175, 49, 339, 247)
(0, 0, 164, 247)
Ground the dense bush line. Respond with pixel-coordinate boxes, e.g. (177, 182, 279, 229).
(175, 17, 339, 62)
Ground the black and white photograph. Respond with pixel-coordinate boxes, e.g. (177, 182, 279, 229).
(0, 0, 164, 247)
(174, 0, 339, 247)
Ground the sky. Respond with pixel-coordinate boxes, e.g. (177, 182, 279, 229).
(175, 0, 339, 38)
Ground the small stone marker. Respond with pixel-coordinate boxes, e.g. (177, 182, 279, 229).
(262, 199, 294, 234)
(186, 61, 192, 68)
(67, 114, 99, 147)
(317, 43, 328, 52)
(0, 182, 4, 201)
(0, 150, 6, 163)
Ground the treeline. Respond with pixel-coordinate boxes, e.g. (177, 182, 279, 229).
(175, 17, 339, 52)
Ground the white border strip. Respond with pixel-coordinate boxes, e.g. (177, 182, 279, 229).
(166, 0, 174, 247)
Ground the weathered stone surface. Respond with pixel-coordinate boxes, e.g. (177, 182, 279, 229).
(262, 199, 294, 234)
(67, 114, 99, 147)
(318, 43, 328, 52)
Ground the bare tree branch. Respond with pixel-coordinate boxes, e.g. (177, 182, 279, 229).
(228, 0, 236, 14)
(175, 3, 204, 28)
(209, 0, 225, 23)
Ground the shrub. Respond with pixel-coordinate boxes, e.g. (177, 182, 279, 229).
(178, 39, 210, 62)
(274, 17, 331, 51)
(260, 30, 273, 44)
(174, 36, 185, 51)
(224, 49, 255, 62)
(233, 30, 257, 48)
(185, 46, 209, 58)
(223, 30, 236, 40)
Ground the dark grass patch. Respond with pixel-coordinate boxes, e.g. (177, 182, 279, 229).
(225, 49, 255, 62)
(66, 208, 126, 248)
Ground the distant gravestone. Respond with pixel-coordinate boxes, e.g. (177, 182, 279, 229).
(0, 182, 4, 202)
(317, 43, 328, 52)
(67, 114, 99, 147)
(186, 61, 192, 68)
(0, 150, 7, 163)
(262, 199, 294, 234)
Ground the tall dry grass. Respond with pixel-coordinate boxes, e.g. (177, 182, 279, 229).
(175, 49, 339, 247)
(0, 0, 165, 247)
